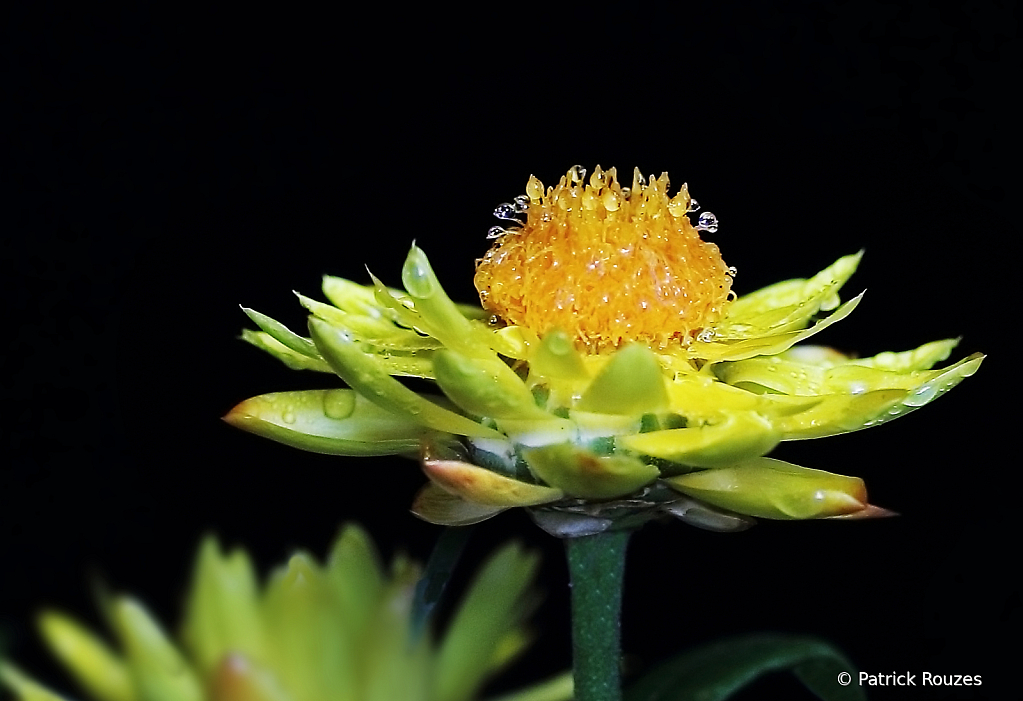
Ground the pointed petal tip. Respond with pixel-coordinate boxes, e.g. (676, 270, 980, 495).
(826, 504, 899, 520)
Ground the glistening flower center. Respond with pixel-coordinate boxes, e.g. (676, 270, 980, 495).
(474, 166, 733, 352)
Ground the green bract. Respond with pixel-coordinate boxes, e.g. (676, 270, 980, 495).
(0, 526, 566, 701)
(225, 245, 982, 536)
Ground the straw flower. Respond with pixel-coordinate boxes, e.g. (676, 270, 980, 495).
(225, 166, 982, 536)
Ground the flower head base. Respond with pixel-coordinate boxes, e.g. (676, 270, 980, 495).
(0, 526, 557, 701)
(225, 167, 983, 536)
(475, 166, 732, 352)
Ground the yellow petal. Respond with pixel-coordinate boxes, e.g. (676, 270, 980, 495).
(666, 457, 872, 519)
(423, 458, 563, 507)
(410, 483, 508, 526)
(1, 663, 73, 701)
(109, 598, 204, 701)
(37, 611, 137, 701)
(618, 412, 780, 468)
(521, 443, 659, 499)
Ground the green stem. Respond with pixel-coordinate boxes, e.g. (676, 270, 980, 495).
(565, 529, 631, 701)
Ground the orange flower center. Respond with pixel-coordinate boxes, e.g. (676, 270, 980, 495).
(474, 166, 733, 352)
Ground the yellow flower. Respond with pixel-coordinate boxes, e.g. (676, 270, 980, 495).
(225, 166, 982, 536)
(0, 526, 569, 701)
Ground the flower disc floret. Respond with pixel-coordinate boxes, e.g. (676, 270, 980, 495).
(474, 166, 733, 352)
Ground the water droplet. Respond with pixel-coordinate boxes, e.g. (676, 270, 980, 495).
(512, 195, 530, 212)
(493, 203, 519, 220)
(688, 198, 700, 212)
(696, 211, 719, 233)
(541, 211, 553, 222)
(903, 383, 938, 407)
(697, 328, 716, 343)
(281, 409, 297, 424)
(568, 165, 586, 184)
(401, 248, 437, 298)
(487, 226, 506, 239)
(602, 189, 621, 212)
(323, 389, 355, 420)
(726, 266, 737, 277)
(526, 175, 545, 200)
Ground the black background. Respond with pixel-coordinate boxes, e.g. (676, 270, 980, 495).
(2, 4, 1015, 700)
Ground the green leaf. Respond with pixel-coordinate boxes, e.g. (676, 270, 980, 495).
(624, 633, 866, 701)
(433, 543, 540, 701)
(410, 526, 474, 643)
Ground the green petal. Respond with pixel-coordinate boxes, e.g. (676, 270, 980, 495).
(410, 483, 508, 526)
(694, 293, 863, 362)
(241, 330, 333, 372)
(576, 344, 669, 415)
(781, 338, 959, 372)
(261, 555, 358, 701)
(242, 307, 321, 358)
(618, 412, 780, 469)
(521, 443, 660, 499)
(434, 543, 540, 701)
(717, 341, 974, 397)
(37, 611, 137, 701)
(322, 274, 402, 317)
(485, 672, 574, 701)
(666, 458, 869, 519)
(400, 245, 495, 360)
(355, 558, 429, 701)
(776, 354, 984, 439)
(433, 349, 549, 420)
(530, 329, 588, 381)
(224, 389, 429, 456)
(180, 538, 266, 677)
(324, 525, 386, 644)
(422, 454, 563, 507)
(663, 372, 824, 425)
(367, 272, 428, 332)
(309, 319, 503, 439)
(207, 656, 292, 701)
(109, 598, 204, 701)
(323, 274, 487, 322)
(0, 663, 71, 701)
(717, 251, 862, 336)
(846, 338, 961, 371)
(297, 292, 443, 352)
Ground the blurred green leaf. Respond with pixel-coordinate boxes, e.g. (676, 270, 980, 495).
(625, 634, 866, 701)
(410, 526, 474, 643)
